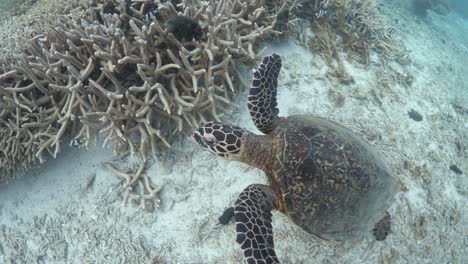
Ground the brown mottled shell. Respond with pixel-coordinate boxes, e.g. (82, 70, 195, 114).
(269, 115, 397, 241)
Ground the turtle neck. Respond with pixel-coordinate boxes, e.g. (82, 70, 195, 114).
(240, 132, 274, 173)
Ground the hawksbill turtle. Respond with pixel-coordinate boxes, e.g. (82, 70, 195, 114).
(190, 54, 398, 264)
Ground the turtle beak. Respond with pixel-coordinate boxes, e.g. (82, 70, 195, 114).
(189, 130, 198, 143)
(189, 128, 217, 149)
(189, 129, 204, 146)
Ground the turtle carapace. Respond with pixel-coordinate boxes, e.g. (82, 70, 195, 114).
(190, 54, 398, 264)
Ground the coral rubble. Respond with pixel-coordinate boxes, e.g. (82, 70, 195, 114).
(0, 0, 276, 182)
(103, 161, 162, 211)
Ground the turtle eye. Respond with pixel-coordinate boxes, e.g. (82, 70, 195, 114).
(204, 134, 218, 147)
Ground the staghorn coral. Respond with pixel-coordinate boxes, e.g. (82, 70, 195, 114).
(165, 15, 203, 41)
(0, 0, 276, 182)
(0, 1, 87, 57)
(311, 0, 405, 62)
(291, 0, 335, 20)
(289, 0, 408, 82)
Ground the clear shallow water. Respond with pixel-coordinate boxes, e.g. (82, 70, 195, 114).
(451, 0, 468, 18)
(0, 0, 15, 10)
(0, 0, 467, 263)
(0, 0, 31, 13)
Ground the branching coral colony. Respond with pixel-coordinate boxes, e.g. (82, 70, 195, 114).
(290, 0, 407, 82)
(0, 0, 277, 182)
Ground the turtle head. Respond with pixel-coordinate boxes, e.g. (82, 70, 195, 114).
(190, 121, 244, 160)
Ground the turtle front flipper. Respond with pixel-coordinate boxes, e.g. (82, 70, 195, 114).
(235, 184, 280, 264)
(248, 54, 282, 134)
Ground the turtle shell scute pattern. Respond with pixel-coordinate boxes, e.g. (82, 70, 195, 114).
(270, 115, 396, 241)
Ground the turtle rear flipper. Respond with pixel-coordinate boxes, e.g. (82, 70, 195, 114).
(372, 211, 391, 241)
(219, 207, 235, 225)
(235, 184, 280, 264)
(248, 54, 282, 134)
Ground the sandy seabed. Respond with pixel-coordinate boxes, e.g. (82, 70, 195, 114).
(1, 1, 467, 263)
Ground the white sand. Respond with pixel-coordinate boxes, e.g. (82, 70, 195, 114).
(1, 1, 467, 263)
